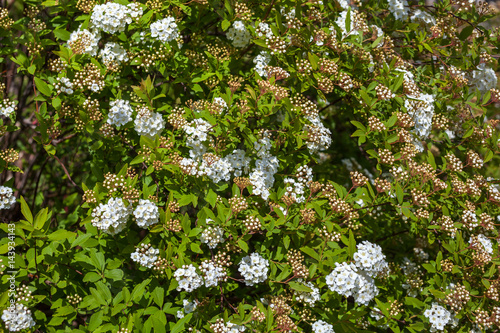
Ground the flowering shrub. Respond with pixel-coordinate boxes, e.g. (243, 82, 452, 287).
(0, 0, 500, 332)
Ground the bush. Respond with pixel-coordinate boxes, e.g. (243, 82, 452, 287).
(0, 0, 500, 332)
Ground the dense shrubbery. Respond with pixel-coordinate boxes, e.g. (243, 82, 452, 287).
(1, 0, 500, 332)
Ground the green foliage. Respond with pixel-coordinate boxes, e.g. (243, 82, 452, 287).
(0, 0, 500, 332)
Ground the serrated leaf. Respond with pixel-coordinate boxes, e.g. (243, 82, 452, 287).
(288, 281, 313, 293)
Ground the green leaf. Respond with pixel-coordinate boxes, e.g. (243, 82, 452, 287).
(348, 229, 356, 259)
(20, 196, 33, 224)
(34, 77, 52, 96)
(221, 19, 231, 31)
(171, 313, 192, 333)
(47, 229, 76, 241)
(238, 239, 249, 253)
(152, 287, 164, 307)
(288, 281, 313, 293)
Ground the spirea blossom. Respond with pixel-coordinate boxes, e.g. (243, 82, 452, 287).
(150, 17, 179, 43)
(100, 42, 129, 65)
(325, 262, 379, 305)
(91, 197, 132, 235)
(470, 63, 497, 95)
(294, 280, 321, 306)
(200, 260, 226, 287)
(387, 0, 409, 21)
(68, 28, 100, 56)
(249, 136, 279, 200)
(423, 303, 451, 331)
(134, 110, 165, 138)
(107, 99, 133, 127)
(91, 2, 142, 34)
(213, 97, 227, 111)
(0, 186, 16, 210)
(0, 99, 16, 118)
(253, 51, 271, 77)
(304, 115, 332, 154)
(411, 9, 436, 26)
(130, 245, 159, 268)
(471, 234, 493, 254)
(312, 320, 335, 333)
(238, 252, 269, 286)
(54, 77, 74, 95)
(1, 303, 36, 332)
(353, 241, 389, 277)
(200, 224, 224, 249)
(405, 93, 435, 139)
(133, 199, 159, 228)
(227, 21, 251, 48)
(174, 264, 203, 292)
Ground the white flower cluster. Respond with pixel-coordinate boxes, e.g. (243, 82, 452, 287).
(353, 241, 389, 277)
(150, 17, 179, 43)
(0, 99, 16, 117)
(183, 118, 211, 157)
(256, 22, 273, 39)
(405, 93, 435, 139)
(200, 260, 226, 287)
(134, 110, 165, 138)
(133, 199, 159, 228)
(387, 0, 409, 21)
(200, 223, 224, 249)
(175, 264, 203, 292)
(284, 165, 313, 203)
(177, 299, 197, 318)
(54, 77, 74, 95)
(326, 262, 379, 305)
(0, 186, 16, 210)
(213, 97, 227, 112)
(91, 197, 132, 235)
(100, 42, 129, 65)
(294, 280, 321, 306)
(423, 303, 452, 331)
(304, 115, 332, 154)
(68, 27, 100, 56)
(130, 246, 159, 268)
(411, 9, 436, 26)
(471, 234, 493, 254)
(253, 51, 271, 77)
(249, 136, 279, 200)
(238, 252, 269, 286)
(312, 320, 335, 333)
(107, 99, 133, 127)
(91, 2, 143, 34)
(470, 63, 497, 95)
(334, 10, 360, 38)
(181, 118, 251, 183)
(227, 21, 251, 48)
(1, 303, 36, 332)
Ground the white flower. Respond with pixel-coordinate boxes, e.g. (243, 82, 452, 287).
(0, 99, 16, 118)
(130, 245, 159, 268)
(91, 2, 142, 34)
(100, 42, 129, 65)
(1, 304, 36, 332)
(68, 28, 100, 56)
(107, 99, 133, 127)
(353, 241, 389, 277)
(134, 110, 165, 138)
(294, 280, 321, 306)
(470, 63, 497, 95)
(133, 199, 159, 228)
(91, 197, 132, 235)
(0, 186, 16, 210)
(387, 0, 409, 21)
(200, 223, 224, 249)
(227, 21, 251, 48)
(150, 17, 179, 42)
(238, 252, 269, 286)
(312, 319, 335, 333)
(424, 303, 451, 331)
(174, 264, 203, 292)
